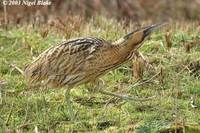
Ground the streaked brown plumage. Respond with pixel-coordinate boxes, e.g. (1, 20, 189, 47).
(24, 23, 166, 91)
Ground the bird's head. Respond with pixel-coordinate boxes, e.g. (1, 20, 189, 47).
(117, 23, 167, 50)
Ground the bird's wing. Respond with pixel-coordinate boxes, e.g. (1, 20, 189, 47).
(24, 37, 108, 87)
(46, 37, 106, 74)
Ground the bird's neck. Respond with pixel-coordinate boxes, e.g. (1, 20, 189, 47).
(114, 39, 136, 55)
(106, 43, 134, 64)
(114, 32, 144, 57)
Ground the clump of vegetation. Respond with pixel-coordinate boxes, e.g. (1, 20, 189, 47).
(0, 16, 200, 132)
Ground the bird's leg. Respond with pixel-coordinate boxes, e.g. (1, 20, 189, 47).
(96, 79, 155, 101)
(64, 89, 75, 121)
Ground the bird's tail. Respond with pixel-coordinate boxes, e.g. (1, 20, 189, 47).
(24, 59, 47, 85)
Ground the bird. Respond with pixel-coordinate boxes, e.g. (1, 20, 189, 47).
(24, 23, 166, 119)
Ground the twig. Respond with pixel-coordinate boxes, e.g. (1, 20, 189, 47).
(17, 122, 33, 132)
(3, 3, 7, 29)
(0, 80, 6, 104)
(5, 103, 14, 126)
(4, 60, 24, 75)
(22, 103, 29, 124)
(9, 63, 24, 75)
(0, 91, 2, 105)
(35, 125, 39, 133)
(18, 123, 30, 129)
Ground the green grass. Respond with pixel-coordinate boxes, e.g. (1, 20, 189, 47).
(0, 17, 200, 132)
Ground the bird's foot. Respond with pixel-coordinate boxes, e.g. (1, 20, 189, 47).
(99, 89, 156, 101)
(95, 79, 155, 101)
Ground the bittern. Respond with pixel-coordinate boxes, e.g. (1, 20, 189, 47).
(24, 23, 166, 119)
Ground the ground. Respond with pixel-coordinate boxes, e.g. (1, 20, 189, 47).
(0, 17, 200, 132)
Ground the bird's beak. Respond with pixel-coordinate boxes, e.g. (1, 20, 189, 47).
(143, 23, 168, 37)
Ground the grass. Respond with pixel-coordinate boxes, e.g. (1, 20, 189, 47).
(0, 17, 200, 132)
